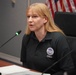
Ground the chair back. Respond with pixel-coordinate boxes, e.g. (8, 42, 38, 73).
(54, 12, 76, 74)
(54, 12, 76, 37)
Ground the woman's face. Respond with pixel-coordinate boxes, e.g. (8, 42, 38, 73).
(27, 9, 47, 32)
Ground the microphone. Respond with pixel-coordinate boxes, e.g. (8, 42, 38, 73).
(0, 30, 22, 48)
(41, 50, 73, 75)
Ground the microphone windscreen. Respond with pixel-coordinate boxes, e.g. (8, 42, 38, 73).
(15, 30, 22, 36)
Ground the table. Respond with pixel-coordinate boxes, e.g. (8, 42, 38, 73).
(0, 59, 13, 67)
(0, 59, 50, 75)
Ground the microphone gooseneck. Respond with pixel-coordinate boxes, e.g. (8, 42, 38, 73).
(0, 30, 22, 48)
(41, 50, 73, 75)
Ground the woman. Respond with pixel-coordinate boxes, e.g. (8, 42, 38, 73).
(20, 3, 74, 75)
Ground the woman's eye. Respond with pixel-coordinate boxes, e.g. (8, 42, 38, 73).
(27, 15, 39, 18)
(32, 15, 38, 18)
(27, 16, 30, 18)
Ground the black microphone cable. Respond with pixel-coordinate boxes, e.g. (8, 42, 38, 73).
(0, 30, 22, 48)
(41, 50, 73, 75)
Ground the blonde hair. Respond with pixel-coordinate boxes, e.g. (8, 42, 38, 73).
(25, 3, 64, 35)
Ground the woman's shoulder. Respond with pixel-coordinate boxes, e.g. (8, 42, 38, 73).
(49, 32, 65, 36)
(49, 32, 66, 40)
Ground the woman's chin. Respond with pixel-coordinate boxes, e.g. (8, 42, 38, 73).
(29, 28, 36, 32)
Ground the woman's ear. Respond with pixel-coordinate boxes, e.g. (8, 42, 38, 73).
(44, 17, 48, 24)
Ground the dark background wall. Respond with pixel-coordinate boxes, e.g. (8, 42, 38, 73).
(0, 0, 45, 58)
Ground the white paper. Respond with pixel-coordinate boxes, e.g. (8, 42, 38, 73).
(0, 65, 29, 75)
(0, 65, 50, 75)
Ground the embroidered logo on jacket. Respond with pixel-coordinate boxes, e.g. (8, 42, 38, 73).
(46, 47, 54, 58)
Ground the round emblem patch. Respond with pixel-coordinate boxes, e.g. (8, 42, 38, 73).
(46, 47, 54, 56)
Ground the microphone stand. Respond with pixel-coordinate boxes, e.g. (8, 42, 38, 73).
(0, 30, 21, 48)
(0, 35, 16, 48)
(41, 50, 73, 75)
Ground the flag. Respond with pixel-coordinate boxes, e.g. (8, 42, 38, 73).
(45, 0, 76, 19)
